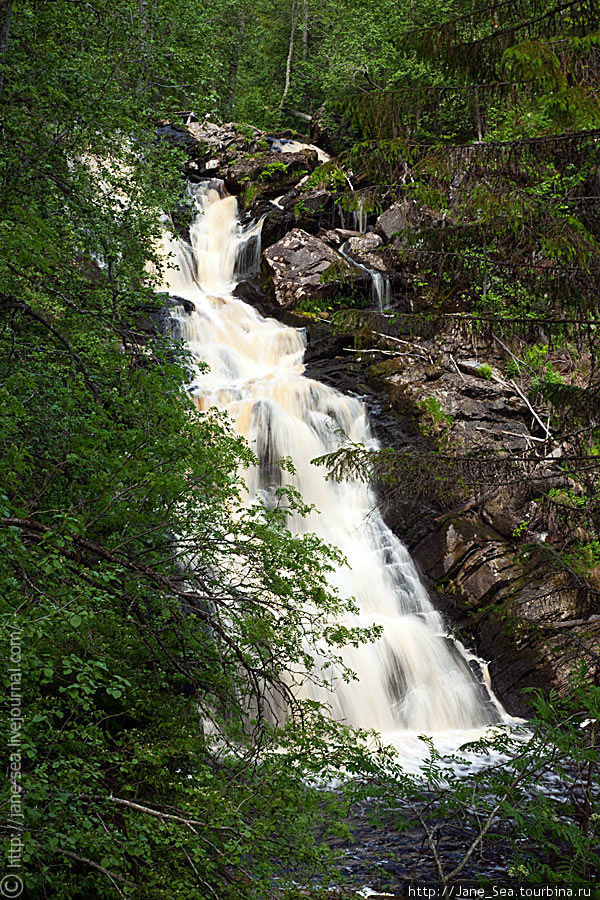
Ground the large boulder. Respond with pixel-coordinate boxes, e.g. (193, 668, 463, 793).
(253, 201, 296, 251)
(320, 229, 393, 280)
(346, 231, 382, 253)
(344, 232, 389, 272)
(376, 200, 415, 244)
(262, 229, 356, 308)
(186, 119, 262, 152)
(376, 199, 445, 247)
(225, 149, 318, 196)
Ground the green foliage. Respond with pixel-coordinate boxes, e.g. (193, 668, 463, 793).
(258, 159, 289, 182)
(305, 163, 347, 191)
(346, 672, 600, 886)
(0, 3, 382, 896)
(242, 182, 261, 205)
(512, 521, 530, 539)
(503, 40, 565, 91)
(420, 395, 450, 425)
(297, 289, 371, 316)
(318, 259, 351, 285)
(293, 196, 312, 217)
(505, 343, 565, 393)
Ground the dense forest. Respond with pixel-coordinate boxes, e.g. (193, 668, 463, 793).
(1, 0, 600, 897)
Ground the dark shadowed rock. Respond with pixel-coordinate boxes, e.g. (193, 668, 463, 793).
(232, 278, 271, 316)
(156, 122, 198, 151)
(161, 293, 196, 315)
(150, 294, 196, 345)
(240, 195, 296, 250)
(293, 188, 336, 224)
(376, 200, 413, 244)
(411, 513, 596, 716)
(225, 149, 318, 195)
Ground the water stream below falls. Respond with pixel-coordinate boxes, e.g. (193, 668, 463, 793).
(161, 181, 507, 754)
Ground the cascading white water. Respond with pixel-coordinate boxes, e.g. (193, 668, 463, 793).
(162, 181, 504, 745)
(271, 137, 331, 164)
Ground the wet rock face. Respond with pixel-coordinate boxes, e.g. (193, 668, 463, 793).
(319, 228, 393, 281)
(251, 201, 295, 250)
(253, 189, 339, 244)
(152, 293, 197, 341)
(367, 351, 532, 453)
(344, 232, 390, 273)
(262, 228, 356, 308)
(410, 513, 596, 716)
(354, 335, 600, 714)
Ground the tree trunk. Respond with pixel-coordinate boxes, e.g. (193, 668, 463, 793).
(226, 15, 246, 117)
(474, 86, 483, 142)
(279, 0, 297, 110)
(302, 0, 308, 60)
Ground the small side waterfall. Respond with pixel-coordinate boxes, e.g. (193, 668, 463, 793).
(352, 198, 367, 234)
(371, 270, 392, 310)
(162, 181, 503, 745)
(338, 241, 392, 312)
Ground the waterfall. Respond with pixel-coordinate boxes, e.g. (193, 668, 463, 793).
(270, 136, 331, 164)
(338, 241, 392, 312)
(352, 198, 367, 234)
(162, 181, 504, 745)
(370, 270, 392, 310)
